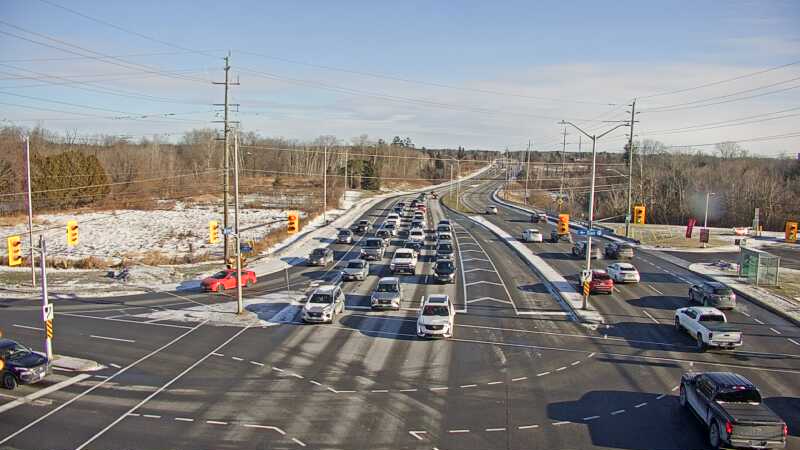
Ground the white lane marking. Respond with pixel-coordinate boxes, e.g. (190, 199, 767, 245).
(108, 363, 122, 369)
(292, 438, 307, 447)
(465, 280, 505, 287)
(571, 361, 580, 366)
(583, 416, 600, 421)
(250, 361, 264, 367)
(486, 427, 506, 432)
(643, 310, 660, 324)
(206, 420, 228, 425)
(754, 318, 765, 325)
(89, 335, 136, 343)
(741, 311, 751, 317)
(671, 385, 680, 391)
(487, 381, 504, 385)
(648, 285, 664, 295)
(464, 268, 497, 274)
(292, 373, 304, 379)
(430, 386, 449, 391)
(537, 372, 551, 377)
(789, 339, 800, 347)
(465, 296, 512, 305)
(610, 410, 626, 415)
(769, 327, 782, 335)
(398, 388, 418, 392)
(231, 357, 243, 361)
(0, 373, 92, 414)
(309, 380, 322, 386)
(634, 402, 648, 408)
(12, 324, 44, 331)
(57, 312, 192, 329)
(143, 414, 161, 419)
(272, 367, 284, 373)
(336, 390, 356, 393)
(211, 352, 224, 357)
(656, 394, 666, 400)
(552, 421, 571, 426)
(408, 431, 427, 441)
(327, 387, 339, 393)
(588, 352, 596, 358)
(518, 424, 539, 430)
(511, 377, 527, 382)
(555, 367, 567, 372)
(127, 413, 140, 417)
(242, 424, 286, 434)
(71, 324, 247, 450)
(175, 417, 194, 422)
(371, 389, 389, 393)
(449, 429, 470, 433)
(461, 257, 491, 263)
(460, 384, 477, 388)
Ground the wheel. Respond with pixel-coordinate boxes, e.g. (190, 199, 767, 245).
(696, 333, 707, 351)
(245, 279, 253, 288)
(688, 292, 694, 303)
(674, 317, 682, 332)
(216, 284, 224, 293)
(679, 385, 687, 407)
(2, 372, 17, 390)
(709, 422, 722, 449)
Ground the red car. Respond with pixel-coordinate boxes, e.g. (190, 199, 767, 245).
(202, 269, 257, 292)
(588, 270, 614, 294)
(416, 205, 427, 213)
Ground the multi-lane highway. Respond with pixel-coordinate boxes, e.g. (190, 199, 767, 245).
(0, 166, 798, 450)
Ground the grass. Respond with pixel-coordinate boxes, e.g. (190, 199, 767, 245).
(603, 223, 730, 248)
(765, 269, 800, 301)
(441, 191, 474, 214)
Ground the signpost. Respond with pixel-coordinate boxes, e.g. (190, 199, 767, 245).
(700, 228, 710, 244)
(576, 228, 603, 237)
(685, 218, 697, 238)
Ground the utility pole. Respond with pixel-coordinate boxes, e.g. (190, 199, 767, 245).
(624, 99, 638, 238)
(524, 140, 531, 205)
(233, 131, 244, 315)
(24, 136, 35, 287)
(212, 53, 239, 262)
(323, 144, 328, 224)
(559, 128, 568, 208)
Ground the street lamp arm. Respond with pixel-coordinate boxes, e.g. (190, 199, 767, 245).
(596, 122, 630, 139)
(558, 120, 593, 141)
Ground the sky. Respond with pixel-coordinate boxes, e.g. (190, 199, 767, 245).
(1, 0, 799, 155)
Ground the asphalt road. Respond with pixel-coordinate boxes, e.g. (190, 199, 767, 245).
(0, 168, 798, 450)
(668, 245, 800, 271)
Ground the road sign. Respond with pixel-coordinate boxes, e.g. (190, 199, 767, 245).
(240, 244, 253, 253)
(222, 227, 233, 236)
(699, 228, 710, 244)
(42, 303, 54, 321)
(576, 228, 603, 237)
(580, 269, 592, 283)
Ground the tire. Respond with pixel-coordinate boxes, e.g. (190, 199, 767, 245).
(697, 333, 707, 352)
(245, 279, 253, 288)
(679, 385, 687, 408)
(2, 372, 17, 390)
(674, 317, 682, 332)
(709, 422, 722, 449)
(216, 284, 225, 293)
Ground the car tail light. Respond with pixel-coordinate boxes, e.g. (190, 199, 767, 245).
(708, 332, 713, 339)
(784, 424, 789, 437)
(725, 421, 733, 435)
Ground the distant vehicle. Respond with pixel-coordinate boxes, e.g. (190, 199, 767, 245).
(689, 282, 736, 310)
(521, 229, 543, 243)
(438, 219, 451, 227)
(417, 295, 455, 338)
(437, 224, 453, 234)
(202, 269, 257, 292)
(390, 248, 418, 274)
(606, 262, 640, 283)
(549, 229, 573, 243)
(431, 192, 438, 199)
(342, 259, 369, 281)
(411, 219, 424, 229)
(384, 222, 398, 236)
(397, 229, 410, 240)
(530, 213, 548, 223)
(409, 229, 425, 244)
(387, 213, 400, 223)
(397, 202, 406, 209)
(680, 372, 787, 449)
(360, 238, 385, 260)
(403, 239, 423, 255)
(425, 229, 438, 241)
(486, 205, 498, 215)
(375, 229, 392, 244)
(0, 339, 50, 390)
(337, 229, 353, 244)
(302, 285, 345, 323)
(416, 204, 427, 213)
(588, 270, 614, 294)
(308, 247, 334, 266)
(371, 277, 403, 310)
(350, 223, 367, 235)
(674, 307, 742, 351)
(358, 219, 371, 228)
(604, 242, 635, 259)
(436, 242, 454, 260)
(572, 241, 602, 259)
(433, 259, 456, 283)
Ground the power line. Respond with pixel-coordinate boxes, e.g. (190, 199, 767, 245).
(641, 76, 800, 113)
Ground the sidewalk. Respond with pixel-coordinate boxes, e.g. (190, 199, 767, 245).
(466, 215, 603, 325)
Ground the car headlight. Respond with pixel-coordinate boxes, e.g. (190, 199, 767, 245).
(389, 264, 396, 270)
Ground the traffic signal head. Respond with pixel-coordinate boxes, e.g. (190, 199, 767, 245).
(633, 205, 646, 225)
(66, 220, 79, 247)
(287, 211, 299, 234)
(7, 235, 22, 266)
(558, 214, 570, 235)
(209, 220, 220, 244)
(787, 221, 798, 243)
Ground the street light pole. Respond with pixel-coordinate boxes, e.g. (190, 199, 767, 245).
(559, 120, 629, 310)
(525, 139, 531, 205)
(704, 192, 715, 228)
(624, 99, 637, 238)
(233, 131, 243, 315)
(323, 144, 328, 225)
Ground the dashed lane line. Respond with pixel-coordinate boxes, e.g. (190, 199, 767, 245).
(643, 310, 660, 324)
(12, 324, 44, 332)
(0, 374, 92, 414)
(789, 339, 800, 346)
(89, 335, 136, 343)
(769, 327, 782, 335)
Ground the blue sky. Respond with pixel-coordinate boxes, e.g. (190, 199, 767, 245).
(2, 0, 799, 154)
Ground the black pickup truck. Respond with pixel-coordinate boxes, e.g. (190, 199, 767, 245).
(680, 372, 787, 449)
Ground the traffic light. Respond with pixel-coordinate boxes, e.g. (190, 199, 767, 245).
(209, 220, 220, 244)
(66, 220, 79, 247)
(633, 205, 646, 224)
(287, 211, 299, 234)
(558, 214, 570, 235)
(786, 221, 798, 243)
(7, 235, 22, 266)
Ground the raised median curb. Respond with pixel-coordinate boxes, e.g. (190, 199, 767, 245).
(50, 354, 105, 372)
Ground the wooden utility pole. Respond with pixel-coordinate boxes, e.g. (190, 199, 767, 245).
(213, 53, 239, 261)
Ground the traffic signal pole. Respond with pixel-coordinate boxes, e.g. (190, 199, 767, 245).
(233, 131, 243, 315)
(38, 235, 52, 361)
(24, 137, 35, 287)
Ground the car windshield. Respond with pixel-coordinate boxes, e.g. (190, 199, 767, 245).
(312, 249, 326, 257)
(385, 224, 395, 229)
(210, 271, 229, 279)
(436, 261, 455, 273)
(347, 261, 365, 269)
(339, 231, 350, 236)
(713, 287, 733, 295)
(593, 273, 611, 280)
(699, 315, 725, 322)
(715, 388, 761, 404)
(395, 251, 412, 258)
(438, 243, 453, 252)
(5, 343, 31, 359)
(359, 220, 368, 225)
(620, 266, 636, 272)
(423, 305, 449, 316)
(376, 283, 399, 293)
(309, 294, 333, 304)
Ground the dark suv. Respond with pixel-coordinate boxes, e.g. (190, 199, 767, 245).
(0, 339, 50, 390)
(689, 282, 736, 309)
(604, 242, 635, 259)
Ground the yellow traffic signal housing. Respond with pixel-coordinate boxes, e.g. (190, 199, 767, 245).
(287, 211, 300, 234)
(633, 205, 646, 224)
(558, 214, 570, 235)
(209, 220, 220, 244)
(786, 221, 798, 243)
(66, 220, 79, 247)
(7, 235, 22, 266)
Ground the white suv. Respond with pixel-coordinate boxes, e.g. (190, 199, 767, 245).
(303, 285, 345, 323)
(417, 295, 455, 338)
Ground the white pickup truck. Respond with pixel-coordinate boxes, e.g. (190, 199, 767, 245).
(674, 306, 743, 351)
(390, 248, 418, 275)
